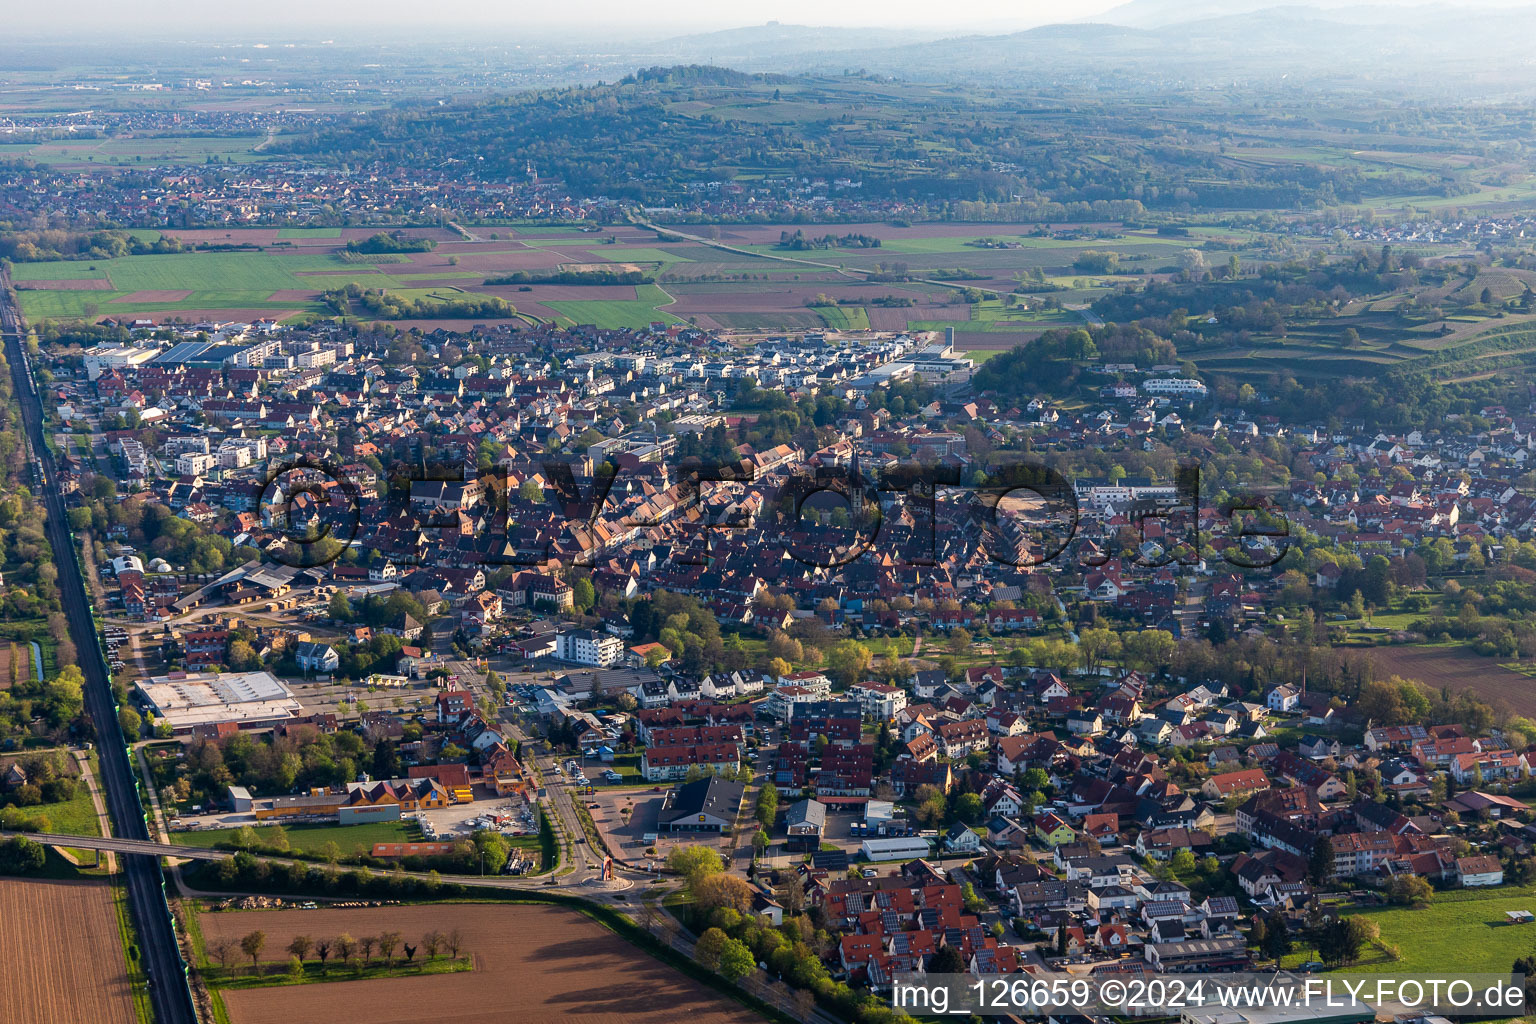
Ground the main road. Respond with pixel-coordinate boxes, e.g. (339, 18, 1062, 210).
(0, 271, 199, 1024)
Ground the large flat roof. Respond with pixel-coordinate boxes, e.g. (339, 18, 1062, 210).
(135, 670, 301, 728)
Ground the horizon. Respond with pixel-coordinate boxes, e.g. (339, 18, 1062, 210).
(4, 0, 1527, 38)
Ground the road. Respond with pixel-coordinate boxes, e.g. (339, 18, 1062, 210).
(0, 829, 652, 895)
(73, 749, 117, 872)
(1, 270, 199, 1024)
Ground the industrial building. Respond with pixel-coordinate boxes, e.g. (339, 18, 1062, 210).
(134, 670, 303, 734)
(859, 836, 932, 862)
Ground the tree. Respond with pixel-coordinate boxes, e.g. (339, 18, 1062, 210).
(379, 931, 402, 968)
(695, 927, 731, 971)
(1388, 874, 1433, 907)
(914, 784, 948, 827)
(287, 955, 305, 983)
(117, 705, 142, 740)
(0, 836, 46, 874)
(954, 792, 984, 824)
(287, 935, 313, 962)
(445, 929, 464, 960)
(1169, 848, 1197, 874)
(1308, 836, 1334, 884)
(240, 930, 266, 976)
(752, 829, 770, 858)
(335, 933, 356, 969)
(718, 937, 755, 981)
(209, 938, 237, 975)
(423, 930, 444, 961)
(227, 639, 261, 672)
(1317, 916, 1375, 966)
(930, 944, 966, 973)
(572, 577, 596, 612)
(315, 938, 332, 973)
(824, 640, 872, 686)
(1261, 913, 1291, 962)
(756, 783, 780, 828)
(358, 935, 376, 965)
(472, 830, 510, 875)
(694, 873, 754, 915)
(667, 844, 725, 887)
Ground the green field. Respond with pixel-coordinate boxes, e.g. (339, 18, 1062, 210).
(0, 135, 269, 166)
(42, 779, 105, 838)
(12, 250, 400, 319)
(812, 305, 871, 331)
(545, 283, 681, 328)
(1347, 889, 1536, 975)
(599, 246, 693, 263)
(10, 262, 112, 281)
(171, 820, 420, 856)
(277, 227, 343, 239)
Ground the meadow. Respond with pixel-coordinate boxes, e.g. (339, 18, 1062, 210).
(172, 820, 421, 857)
(1348, 887, 1536, 975)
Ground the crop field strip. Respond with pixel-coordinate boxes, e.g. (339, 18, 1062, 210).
(0, 877, 137, 1024)
(201, 903, 764, 1024)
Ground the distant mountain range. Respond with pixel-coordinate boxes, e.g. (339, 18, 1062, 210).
(644, 4, 1536, 98)
(652, 22, 943, 57)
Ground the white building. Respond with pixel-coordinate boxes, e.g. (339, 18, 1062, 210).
(1141, 378, 1209, 399)
(860, 836, 932, 862)
(557, 628, 624, 667)
(176, 452, 216, 477)
(134, 670, 301, 734)
(847, 682, 908, 721)
(84, 345, 157, 381)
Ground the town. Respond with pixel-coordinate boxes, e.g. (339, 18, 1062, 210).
(2, 279, 1535, 1022)
(9, 10, 1536, 1024)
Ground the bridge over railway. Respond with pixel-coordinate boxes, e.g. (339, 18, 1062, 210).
(2, 831, 231, 861)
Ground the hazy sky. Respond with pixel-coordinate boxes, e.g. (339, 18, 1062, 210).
(4, 0, 1152, 34)
(6, 0, 1515, 35)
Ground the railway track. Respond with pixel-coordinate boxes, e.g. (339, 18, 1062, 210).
(0, 270, 199, 1024)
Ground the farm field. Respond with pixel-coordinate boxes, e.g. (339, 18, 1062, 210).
(0, 134, 270, 166)
(7, 222, 1161, 335)
(200, 902, 764, 1024)
(0, 877, 137, 1023)
(1359, 644, 1536, 716)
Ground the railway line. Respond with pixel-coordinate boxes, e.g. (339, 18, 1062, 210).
(0, 270, 199, 1024)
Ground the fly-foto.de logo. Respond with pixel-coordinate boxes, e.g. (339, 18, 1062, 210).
(252, 452, 1290, 572)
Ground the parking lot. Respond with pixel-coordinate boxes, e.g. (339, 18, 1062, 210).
(415, 790, 538, 842)
(584, 785, 738, 868)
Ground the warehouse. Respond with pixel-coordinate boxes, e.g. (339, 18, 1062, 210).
(134, 669, 302, 734)
(860, 836, 931, 862)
